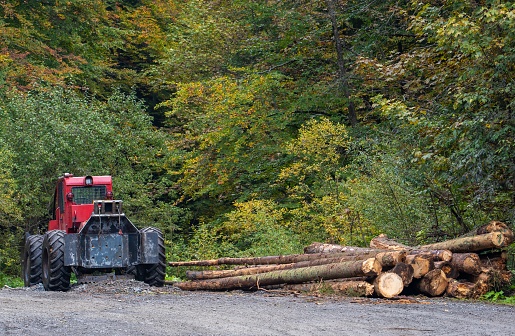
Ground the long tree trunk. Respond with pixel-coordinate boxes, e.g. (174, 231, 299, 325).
(418, 232, 506, 252)
(325, 0, 357, 126)
(175, 258, 381, 291)
(369, 234, 410, 250)
(280, 281, 374, 297)
(185, 254, 378, 280)
(304, 242, 382, 255)
(171, 249, 393, 267)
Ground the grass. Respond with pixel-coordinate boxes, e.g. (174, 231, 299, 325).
(0, 274, 24, 288)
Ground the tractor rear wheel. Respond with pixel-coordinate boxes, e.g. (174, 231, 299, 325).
(140, 227, 166, 287)
(23, 234, 43, 287)
(42, 230, 71, 291)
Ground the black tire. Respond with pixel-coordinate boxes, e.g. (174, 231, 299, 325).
(42, 230, 71, 291)
(23, 234, 43, 287)
(140, 227, 166, 287)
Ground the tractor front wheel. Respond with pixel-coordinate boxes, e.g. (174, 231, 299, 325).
(23, 234, 43, 287)
(42, 230, 71, 291)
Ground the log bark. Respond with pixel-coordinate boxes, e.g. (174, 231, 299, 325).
(369, 234, 452, 261)
(405, 254, 434, 278)
(446, 279, 477, 299)
(450, 253, 482, 275)
(373, 273, 404, 298)
(175, 258, 382, 291)
(388, 262, 414, 286)
(469, 269, 513, 289)
(304, 242, 383, 255)
(480, 252, 507, 271)
(170, 251, 382, 267)
(434, 261, 460, 279)
(416, 269, 448, 297)
(418, 232, 506, 252)
(369, 234, 410, 250)
(374, 251, 406, 268)
(408, 249, 453, 262)
(476, 221, 514, 245)
(280, 281, 374, 297)
(185, 255, 375, 280)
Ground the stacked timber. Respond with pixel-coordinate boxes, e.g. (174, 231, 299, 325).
(169, 221, 513, 299)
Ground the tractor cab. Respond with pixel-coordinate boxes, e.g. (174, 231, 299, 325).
(49, 174, 114, 233)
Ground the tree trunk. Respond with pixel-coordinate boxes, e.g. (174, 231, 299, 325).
(373, 273, 404, 298)
(476, 221, 514, 245)
(175, 258, 381, 291)
(446, 279, 477, 299)
(408, 249, 453, 262)
(369, 234, 452, 261)
(369, 234, 410, 250)
(304, 242, 382, 255)
(388, 262, 414, 286)
(450, 253, 482, 275)
(374, 251, 406, 268)
(434, 261, 460, 279)
(185, 254, 376, 280)
(405, 254, 434, 278)
(418, 232, 506, 252)
(171, 250, 381, 267)
(480, 252, 507, 271)
(416, 269, 448, 297)
(280, 281, 374, 297)
(325, 0, 357, 126)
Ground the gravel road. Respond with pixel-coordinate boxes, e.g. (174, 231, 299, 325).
(0, 280, 514, 336)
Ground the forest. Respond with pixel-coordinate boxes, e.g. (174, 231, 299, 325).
(0, 0, 513, 285)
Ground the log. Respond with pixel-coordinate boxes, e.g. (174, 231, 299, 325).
(388, 262, 414, 286)
(170, 251, 383, 267)
(279, 281, 374, 297)
(374, 251, 406, 268)
(405, 254, 434, 278)
(175, 258, 382, 291)
(408, 249, 453, 262)
(304, 242, 383, 255)
(480, 252, 507, 271)
(469, 269, 513, 290)
(373, 272, 404, 298)
(185, 255, 376, 280)
(416, 269, 448, 297)
(369, 234, 410, 250)
(446, 279, 477, 299)
(418, 232, 506, 252)
(434, 261, 460, 279)
(369, 234, 452, 261)
(450, 253, 482, 275)
(476, 221, 514, 245)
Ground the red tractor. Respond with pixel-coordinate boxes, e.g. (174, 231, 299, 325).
(22, 174, 166, 291)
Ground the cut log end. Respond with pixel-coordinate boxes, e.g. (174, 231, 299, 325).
(373, 273, 404, 298)
(417, 269, 448, 297)
(362, 258, 382, 276)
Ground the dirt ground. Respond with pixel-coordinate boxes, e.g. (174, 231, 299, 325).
(0, 280, 514, 336)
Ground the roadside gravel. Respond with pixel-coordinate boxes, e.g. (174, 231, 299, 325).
(0, 280, 513, 335)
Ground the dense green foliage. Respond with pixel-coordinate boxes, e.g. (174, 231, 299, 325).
(0, 1, 513, 280)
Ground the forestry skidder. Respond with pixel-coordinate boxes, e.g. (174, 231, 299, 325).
(22, 174, 166, 291)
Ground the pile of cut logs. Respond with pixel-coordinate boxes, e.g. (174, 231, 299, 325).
(170, 221, 514, 299)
